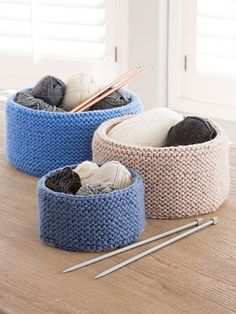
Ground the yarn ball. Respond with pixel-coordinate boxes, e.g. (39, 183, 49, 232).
(89, 89, 131, 111)
(45, 167, 81, 194)
(63, 73, 101, 110)
(108, 108, 183, 147)
(15, 91, 68, 112)
(76, 183, 113, 196)
(31, 75, 66, 107)
(166, 116, 217, 147)
(89, 161, 132, 189)
(73, 161, 99, 186)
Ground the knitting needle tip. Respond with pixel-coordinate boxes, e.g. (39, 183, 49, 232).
(211, 216, 218, 225)
(62, 265, 81, 273)
(62, 264, 82, 273)
(95, 272, 107, 279)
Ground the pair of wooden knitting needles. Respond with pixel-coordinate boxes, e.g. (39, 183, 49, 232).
(63, 217, 218, 279)
(70, 65, 152, 113)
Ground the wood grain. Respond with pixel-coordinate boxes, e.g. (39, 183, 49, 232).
(0, 101, 236, 314)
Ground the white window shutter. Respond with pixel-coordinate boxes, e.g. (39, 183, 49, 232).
(0, 0, 106, 60)
(0, 0, 128, 88)
(196, 0, 236, 78)
(168, 0, 236, 122)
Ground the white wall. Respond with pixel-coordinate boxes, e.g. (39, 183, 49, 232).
(128, 0, 168, 110)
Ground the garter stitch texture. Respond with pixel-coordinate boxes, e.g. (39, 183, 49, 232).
(6, 89, 142, 177)
(92, 116, 230, 219)
(38, 166, 146, 251)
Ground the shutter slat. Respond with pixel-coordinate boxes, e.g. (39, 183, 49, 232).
(197, 36, 236, 58)
(197, 17, 236, 40)
(0, 0, 106, 61)
(196, 0, 236, 77)
(198, 0, 236, 20)
(36, 6, 105, 25)
(37, 39, 106, 60)
(37, 0, 104, 9)
(197, 54, 236, 77)
(0, 3, 30, 20)
(0, 21, 105, 42)
(0, 35, 31, 55)
(0, 20, 30, 37)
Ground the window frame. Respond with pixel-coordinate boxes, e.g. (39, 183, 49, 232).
(168, 0, 236, 122)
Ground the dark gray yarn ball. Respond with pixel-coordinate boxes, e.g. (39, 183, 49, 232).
(15, 91, 68, 112)
(45, 167, 81, 194)
(166, 116, 217, 146)
(89, 89, 131, 111)
(31, 75, 66, 107)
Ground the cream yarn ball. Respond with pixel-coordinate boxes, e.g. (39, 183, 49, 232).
(89, 161, 132, 190)
(63, 73, 101, 110)
(108, 108, 183, 147)
(73, 161, 99, 186)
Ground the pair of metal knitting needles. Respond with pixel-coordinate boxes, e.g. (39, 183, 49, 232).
(62, 217, 218, 279)
(71, 65, 152, 113)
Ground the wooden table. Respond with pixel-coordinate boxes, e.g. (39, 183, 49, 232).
(1, 103, 236, 314)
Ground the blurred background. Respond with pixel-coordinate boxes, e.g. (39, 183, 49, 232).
(0, 0, 235, 141)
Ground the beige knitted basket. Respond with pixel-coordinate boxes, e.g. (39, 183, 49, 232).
(92, 116, 230, 219)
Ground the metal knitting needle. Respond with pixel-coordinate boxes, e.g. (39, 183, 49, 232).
(62, 218, 203, 273)
(95, 217, 218, 279)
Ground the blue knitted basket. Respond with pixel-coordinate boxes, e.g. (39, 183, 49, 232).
(6, 89, 142, 177)
(38, 166, 146, 251)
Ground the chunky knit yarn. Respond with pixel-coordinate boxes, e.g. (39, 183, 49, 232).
(90, 89, 131, 111)
(45, 167, 81, 194)
(76, 183, 113, 196)
(15, 90, 68, 112)
(32, 75, 66, 107)
(63, 73, 101, 110)
(73, 161, 99, 186)
(92, 116, 230, 219)
(38, 166, 145, 251)
(108, 108, 183, 147)
(6, 89, 142, 177)
(166, 116, 216, 146)
(89, 161, 132, 189)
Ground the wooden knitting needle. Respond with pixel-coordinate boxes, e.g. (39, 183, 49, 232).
(74, 65, 153, 113)
(95, 217, 218, 279)
(62, 218, 203, 273)
(70, 65, 141, 113)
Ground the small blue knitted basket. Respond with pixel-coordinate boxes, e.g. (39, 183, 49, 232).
(6, 89, 142, 177)
(38, 166, 146, 251)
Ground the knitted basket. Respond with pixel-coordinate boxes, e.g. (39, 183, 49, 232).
(6, 89, 142, 177)
(38, 166, 145, 251)
(92, 116, 230, 219)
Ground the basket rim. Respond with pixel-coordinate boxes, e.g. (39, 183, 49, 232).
(7, 87, 141, 117)
(38, 163, 143, 200)
(93, 115, 228, 152)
